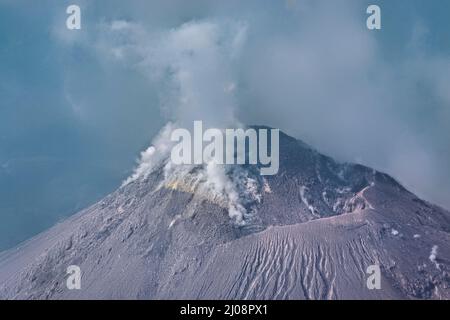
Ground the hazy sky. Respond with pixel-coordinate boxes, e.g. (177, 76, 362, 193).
(1, 0, 449, 250)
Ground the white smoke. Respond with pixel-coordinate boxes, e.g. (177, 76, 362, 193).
(98, 19, 247, 127)
(143, 20, 247, 128)
(429, 245, 440, 269)
(114, 20, 255, 223)
(205, 161, 246, 224)
(122, 122, 176, 186)
(160, 155, 262, 224)
(122, 126, 264, 224)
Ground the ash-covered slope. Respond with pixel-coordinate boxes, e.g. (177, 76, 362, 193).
(0, 129, 449, 299)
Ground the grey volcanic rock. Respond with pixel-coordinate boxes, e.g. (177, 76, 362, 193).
(0, 129, 449, 299)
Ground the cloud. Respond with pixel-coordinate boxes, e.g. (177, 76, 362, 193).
(233, 1, 450, 208)
(94, 19, 247, 128)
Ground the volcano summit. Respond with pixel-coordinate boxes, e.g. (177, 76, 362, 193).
(0, 127, 449, 299)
